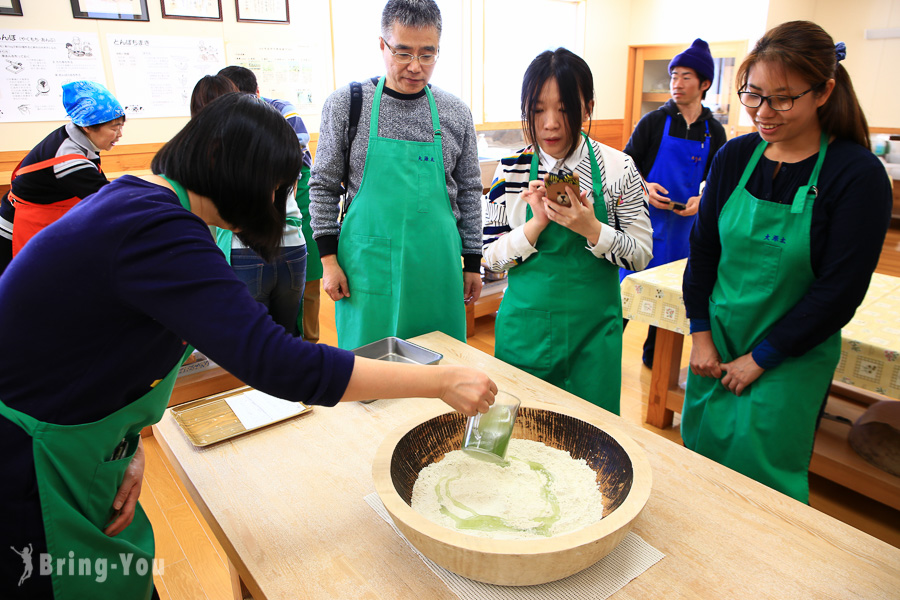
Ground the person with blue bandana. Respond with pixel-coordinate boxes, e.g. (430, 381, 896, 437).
(0, 81, 125, 274)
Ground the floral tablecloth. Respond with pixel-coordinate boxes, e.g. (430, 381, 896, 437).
(620, 259, 690, 334)
(620, 259, 900, 400)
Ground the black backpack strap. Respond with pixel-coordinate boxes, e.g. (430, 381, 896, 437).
(339, 81, 363, 221)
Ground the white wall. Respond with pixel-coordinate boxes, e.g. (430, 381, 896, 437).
(766, 0, 900, 129)
(0, 0, 332, 151)
(583, 0, 634, 119)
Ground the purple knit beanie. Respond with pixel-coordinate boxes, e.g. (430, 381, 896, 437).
(669, 38, 715, 82)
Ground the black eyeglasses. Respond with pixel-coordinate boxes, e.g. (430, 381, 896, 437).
(738, 85, 821, 111)
(381, 38, 438, 66)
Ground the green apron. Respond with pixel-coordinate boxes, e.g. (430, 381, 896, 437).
(495, 134, 622, 413)
(682, 134, 838, 503)
(335, 76, 465, 350)
(295, 164, 321, 281)
(0, 176, 211, 598)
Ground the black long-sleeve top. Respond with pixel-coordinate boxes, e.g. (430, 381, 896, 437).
(683, 132, 892, 368)
(624, 99, 727, 180)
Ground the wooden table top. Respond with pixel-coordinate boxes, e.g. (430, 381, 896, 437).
(153, 332, 900, 599)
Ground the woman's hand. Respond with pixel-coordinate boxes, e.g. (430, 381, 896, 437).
(542, 187, 603, 244)
(104, 438, 145, 537)
(522, 180, 551, 245)
(438, 366, 497, 417)
(689, 330, 723, 378)
(321, 255, 350, 301)
(719, 353, 765, 397)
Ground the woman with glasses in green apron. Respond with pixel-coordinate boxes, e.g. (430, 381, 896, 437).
(0, 93, 496, 600)
(682, 22, 892, 503)
(482, 49, 653, 414)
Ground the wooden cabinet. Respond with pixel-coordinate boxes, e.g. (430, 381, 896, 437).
(623, 41, 748, 147)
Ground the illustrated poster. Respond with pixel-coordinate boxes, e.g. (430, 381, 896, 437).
(0, 30, 106, 123)
(226, 42, 323, 117)
(107, 34, 225, 119)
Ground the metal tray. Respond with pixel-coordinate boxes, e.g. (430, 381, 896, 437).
(351, 337, 443, 365)
(170, 386, 312, 447)
(351, 338, 442, 403)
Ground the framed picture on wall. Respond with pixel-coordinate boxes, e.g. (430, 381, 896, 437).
(0, 0, 23, 17)
(161, 0, 222, 21)
(235, 0, 289, 24)
(70, 0, 150, 21)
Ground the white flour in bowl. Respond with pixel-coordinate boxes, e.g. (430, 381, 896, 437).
(411, 439, 604, 540)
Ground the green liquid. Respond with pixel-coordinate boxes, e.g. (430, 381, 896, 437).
(435, 458, 561, 536)
(462, 405, 515, 461)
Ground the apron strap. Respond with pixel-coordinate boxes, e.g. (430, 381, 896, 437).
(0, 397, 41, 435)
(582, 132, 604, 206)
(790, 133, 828, 214)
(423, 85, 445, 177)
(12, 154, 99, 181)
(159, 175, 231, 263)
(738, 140, 769, 193)
(159, 175, 192, 211)
(369, 77, 386, 139)
(662, 115, 672, 137)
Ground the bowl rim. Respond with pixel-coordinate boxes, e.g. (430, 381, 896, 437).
(372, 399, 652, 556)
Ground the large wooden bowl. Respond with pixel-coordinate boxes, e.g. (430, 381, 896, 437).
(373, 401, 652, 586)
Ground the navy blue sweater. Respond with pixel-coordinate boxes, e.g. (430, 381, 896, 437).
(684, 133, 892, 368)
(0, 176, 355, 595)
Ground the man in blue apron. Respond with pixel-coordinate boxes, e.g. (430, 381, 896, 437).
(621, 38, 727, 367)
(309, 0, 484, 350)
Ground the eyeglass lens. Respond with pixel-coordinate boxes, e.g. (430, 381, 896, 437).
(384, 39, 437, 65)
(740, 93, 793, 111)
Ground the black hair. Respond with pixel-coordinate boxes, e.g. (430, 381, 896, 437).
(217, 65, 258, 94)
(737, 20, 870, 149)
(151, 93, 301, 261)
(381, 0, 442, 39)
(521, 48, 594, 160)
(190, 75, 238, 118)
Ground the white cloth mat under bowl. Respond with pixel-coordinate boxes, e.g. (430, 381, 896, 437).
(364, 492, 664, 600)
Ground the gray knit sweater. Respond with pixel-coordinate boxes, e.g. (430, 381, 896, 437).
(309, 77, 483, 268)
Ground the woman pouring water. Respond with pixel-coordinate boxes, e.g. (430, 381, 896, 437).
(0, 93, 495, 600)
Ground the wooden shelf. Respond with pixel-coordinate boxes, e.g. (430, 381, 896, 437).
(809, 394, 900, 510)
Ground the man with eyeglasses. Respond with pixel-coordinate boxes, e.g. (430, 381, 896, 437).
(620, 38, 727, 368)
(310, 0, 483, 350)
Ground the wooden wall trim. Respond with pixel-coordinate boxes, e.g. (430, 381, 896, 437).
(587, 119, 626, 151)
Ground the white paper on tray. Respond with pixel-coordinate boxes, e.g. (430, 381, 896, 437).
(224, 390, 305, 430)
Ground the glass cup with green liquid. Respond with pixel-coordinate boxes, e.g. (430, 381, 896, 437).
(461, 391, 520, 463)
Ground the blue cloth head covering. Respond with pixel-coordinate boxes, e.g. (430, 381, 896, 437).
(669, 38, 715, 83)
(62, 81, 124, 127)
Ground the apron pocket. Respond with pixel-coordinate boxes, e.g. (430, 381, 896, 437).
(87, 437, 139, 527)
(346, 234, 392, 296)
(496, 306, 553, 373)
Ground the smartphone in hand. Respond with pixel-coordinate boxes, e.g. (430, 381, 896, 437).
(544, 172, 580, 207)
